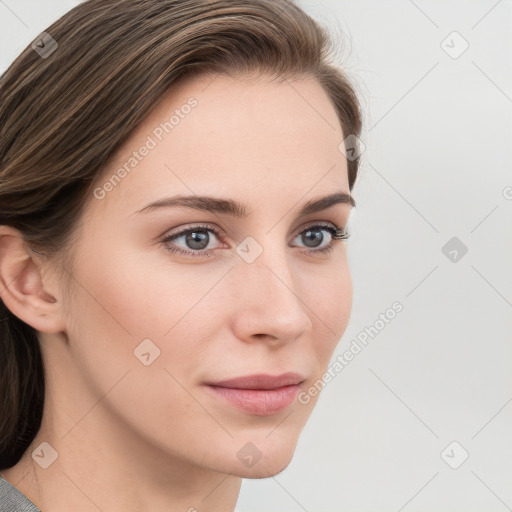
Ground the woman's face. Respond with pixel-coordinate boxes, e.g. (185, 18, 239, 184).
(48, 72, 353, 478)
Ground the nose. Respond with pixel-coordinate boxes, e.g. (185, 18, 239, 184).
(228, 244, 314, 346)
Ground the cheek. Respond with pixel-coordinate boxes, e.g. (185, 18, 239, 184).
(68, 242, 229, 374)
(72, 240, 208, 336)
(62, 246, 222, 432)
(305, 259, 352, 361)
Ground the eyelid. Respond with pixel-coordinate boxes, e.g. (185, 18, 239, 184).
(296, 219, 338, 234)
(162, 219, 342, 242)
(163, 221, 220, 239)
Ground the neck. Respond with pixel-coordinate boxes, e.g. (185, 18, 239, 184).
(1, 395, 242, 512)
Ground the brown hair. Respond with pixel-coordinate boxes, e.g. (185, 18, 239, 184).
(0, 0, 362, 470)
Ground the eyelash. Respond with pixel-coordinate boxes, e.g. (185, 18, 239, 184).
(161, 221, 350, 258)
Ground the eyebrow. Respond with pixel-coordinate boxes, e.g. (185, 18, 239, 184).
(135, 191, 355, 217)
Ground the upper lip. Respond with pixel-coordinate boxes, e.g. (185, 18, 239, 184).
(206, 372, 305, 390)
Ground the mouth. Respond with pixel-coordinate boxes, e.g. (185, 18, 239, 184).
(204, 372, 305, 416)
(206, 372, 305, 390)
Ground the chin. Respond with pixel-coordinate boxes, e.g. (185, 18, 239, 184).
(242, 454, 294, 479)
(219, 431, 300, 479)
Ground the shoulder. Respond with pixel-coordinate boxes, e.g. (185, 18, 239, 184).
(0, 476, 41, 512)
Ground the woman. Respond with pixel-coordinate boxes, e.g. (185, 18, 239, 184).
(0, 0, 363, 510)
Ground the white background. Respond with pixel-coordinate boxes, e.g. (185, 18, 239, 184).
(1, 1, 511, 511)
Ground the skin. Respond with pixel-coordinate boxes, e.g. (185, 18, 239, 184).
(0, 72, 353, 512)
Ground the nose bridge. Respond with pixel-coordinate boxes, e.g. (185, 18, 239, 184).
(229, 236, 313, 340)
(240, 234, 297, 299)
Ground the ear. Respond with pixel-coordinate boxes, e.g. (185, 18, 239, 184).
(0, 225, 66, 334)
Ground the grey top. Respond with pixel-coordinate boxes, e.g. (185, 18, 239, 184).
(0, 476, 40, 512)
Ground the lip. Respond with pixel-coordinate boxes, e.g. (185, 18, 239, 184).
(205, 384, 302, 416)
(206, 372, 305, 390)
(204, 372, 305, 416)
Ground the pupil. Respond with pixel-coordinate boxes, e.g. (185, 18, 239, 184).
(186, 230, 209, 250)
(303, 229, 323, 248)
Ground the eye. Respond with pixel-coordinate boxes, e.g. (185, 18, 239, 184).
(161, 223, 225, 257)
(291, 222, 349, 255)
(160, 221, 349, 258)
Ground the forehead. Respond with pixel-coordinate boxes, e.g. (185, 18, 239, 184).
(88, 72, 349, 218)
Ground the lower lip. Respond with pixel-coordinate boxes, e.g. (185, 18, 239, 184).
(205, 384, 301, 416)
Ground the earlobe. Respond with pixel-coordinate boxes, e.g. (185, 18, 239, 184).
(0, 226, 65, 334)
